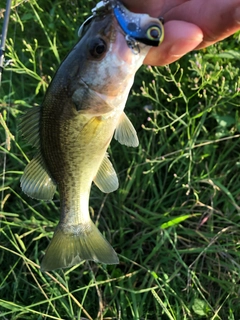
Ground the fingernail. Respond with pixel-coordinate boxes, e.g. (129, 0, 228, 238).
(170, 37, 203, 57)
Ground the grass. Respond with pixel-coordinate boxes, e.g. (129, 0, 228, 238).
(1, 0, 240, 319)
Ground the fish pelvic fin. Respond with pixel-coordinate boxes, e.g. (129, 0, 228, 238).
(41, 220, 119, 271)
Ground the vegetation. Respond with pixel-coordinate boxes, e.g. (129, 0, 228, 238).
(1, 0, 240, 319)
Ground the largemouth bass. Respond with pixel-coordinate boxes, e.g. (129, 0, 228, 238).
(20, 1, 164, 271)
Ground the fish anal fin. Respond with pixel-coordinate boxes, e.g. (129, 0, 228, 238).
(20, 153, 56, 200)
(41, 220, 119, 271)
(94, 153, 119, 193)
(114, 112, 139, 147)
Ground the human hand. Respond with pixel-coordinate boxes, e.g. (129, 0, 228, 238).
(122, 0, 240, 66)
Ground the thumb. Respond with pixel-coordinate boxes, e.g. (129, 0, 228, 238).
(144, 20, 203, 66)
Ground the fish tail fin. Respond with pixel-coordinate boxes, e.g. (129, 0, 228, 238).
(40, 220, 119, 271)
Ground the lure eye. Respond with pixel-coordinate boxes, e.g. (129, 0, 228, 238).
(146, 26, 162, 41)
(89, 38, 107, 58)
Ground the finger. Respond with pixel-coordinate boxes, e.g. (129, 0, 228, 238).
(143, 21, 203, 66)
(121, 0, 164, 16)
(121, 0, 186, 17)
(196, 5, 240, 49)
(164, 0, 240, 49)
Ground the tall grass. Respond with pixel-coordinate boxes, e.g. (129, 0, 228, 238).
(1, 0, 240, 319)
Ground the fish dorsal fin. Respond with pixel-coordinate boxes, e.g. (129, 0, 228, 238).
(20, 152, 56, 200)
(114, 112, 139, 147)
(94, 153, 119, 193)
(19, 106, 41, 148)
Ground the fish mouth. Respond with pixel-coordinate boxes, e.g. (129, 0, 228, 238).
(110, 19, 141, 64)
(73, 1, 164, 97)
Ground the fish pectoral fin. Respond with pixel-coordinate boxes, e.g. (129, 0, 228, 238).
(40, 220, 119, 271)
(94, 153, 119, 193)
(20, 152, 56, 200)
(19, 106, 41, 148)
(114, 112, 139, 147)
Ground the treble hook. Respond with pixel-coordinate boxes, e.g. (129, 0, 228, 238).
(125, 35, 140, 55)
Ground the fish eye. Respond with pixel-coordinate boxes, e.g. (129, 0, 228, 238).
(146, 26, 162, 41)
(89, 38, 107, 58)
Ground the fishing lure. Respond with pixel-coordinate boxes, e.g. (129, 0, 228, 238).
(78, 0, 164, 53)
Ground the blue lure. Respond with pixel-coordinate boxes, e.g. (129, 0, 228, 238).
(113, 1, 164, 47)
(78, 0, 164, 51)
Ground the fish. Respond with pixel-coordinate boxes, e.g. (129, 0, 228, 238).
(20, 1, 164, 271)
